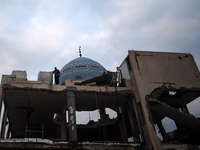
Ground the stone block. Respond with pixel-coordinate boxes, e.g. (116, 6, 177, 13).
(38, 71, 53, 84)
(12, 70, 27, 79)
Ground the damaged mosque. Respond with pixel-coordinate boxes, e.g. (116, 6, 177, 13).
(0, 50, 200, 150)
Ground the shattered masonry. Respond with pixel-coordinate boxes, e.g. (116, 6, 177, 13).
(0, 50, 200, 150)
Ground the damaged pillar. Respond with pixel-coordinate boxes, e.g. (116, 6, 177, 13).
(116, 107, 128, 142)
(99, 108, 109, 141)
(132, 98, 144, 142)
(67, 91, 77, 142)
(60, 109, 67, 140)
(127, 98, 141, 143)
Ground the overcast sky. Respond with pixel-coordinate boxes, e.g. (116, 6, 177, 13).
(0, 0, 200, 132)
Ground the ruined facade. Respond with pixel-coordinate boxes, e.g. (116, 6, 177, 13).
(0, 50, 200, 150)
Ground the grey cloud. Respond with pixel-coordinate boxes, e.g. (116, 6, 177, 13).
(0, 0, 199, 83)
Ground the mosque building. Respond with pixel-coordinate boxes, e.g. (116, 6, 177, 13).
(59, 56, 107, 84)
(0, 50, 200, 150)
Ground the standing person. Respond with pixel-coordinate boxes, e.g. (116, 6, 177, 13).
(52, 67, 60, 85)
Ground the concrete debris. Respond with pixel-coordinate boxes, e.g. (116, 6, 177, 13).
(0, 50, 200, 150)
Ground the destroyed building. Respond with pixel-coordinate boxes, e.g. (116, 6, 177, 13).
(0, 50, 200, 150)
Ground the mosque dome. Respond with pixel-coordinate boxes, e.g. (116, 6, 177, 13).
(59, 57, 107, 84)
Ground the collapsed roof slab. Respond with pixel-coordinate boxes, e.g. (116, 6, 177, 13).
(149, 87, 200, 106)
(149, 99, 200, 131)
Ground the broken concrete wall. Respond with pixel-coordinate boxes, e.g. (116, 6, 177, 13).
(118, 50, 200, 150)
(126, 50, 200, 103)
(131, 51, 200, 88)
(38, 71, 53, 84)
(12, 70, 27, 79)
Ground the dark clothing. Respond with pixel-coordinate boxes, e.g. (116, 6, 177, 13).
(52, 68, 60, 84)
(55, 77, 59, 85)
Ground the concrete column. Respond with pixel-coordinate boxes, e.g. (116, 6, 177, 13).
(116, 107, 128, 142)
(60, 109, 67, 140)
(99, 108, 106, 118)
(132, 98, 144, 142)
(127, 110, 141, 143)
(99, 108, 109, 141)
(67, 91, 77, 142)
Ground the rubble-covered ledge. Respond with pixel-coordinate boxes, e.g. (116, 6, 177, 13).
(0, 139, 143, 150)
(1, 70, 132, 93)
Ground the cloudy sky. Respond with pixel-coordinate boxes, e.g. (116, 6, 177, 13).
(0, 0, 200, 132)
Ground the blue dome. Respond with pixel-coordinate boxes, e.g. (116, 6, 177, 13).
(59, 57, 107, 84)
